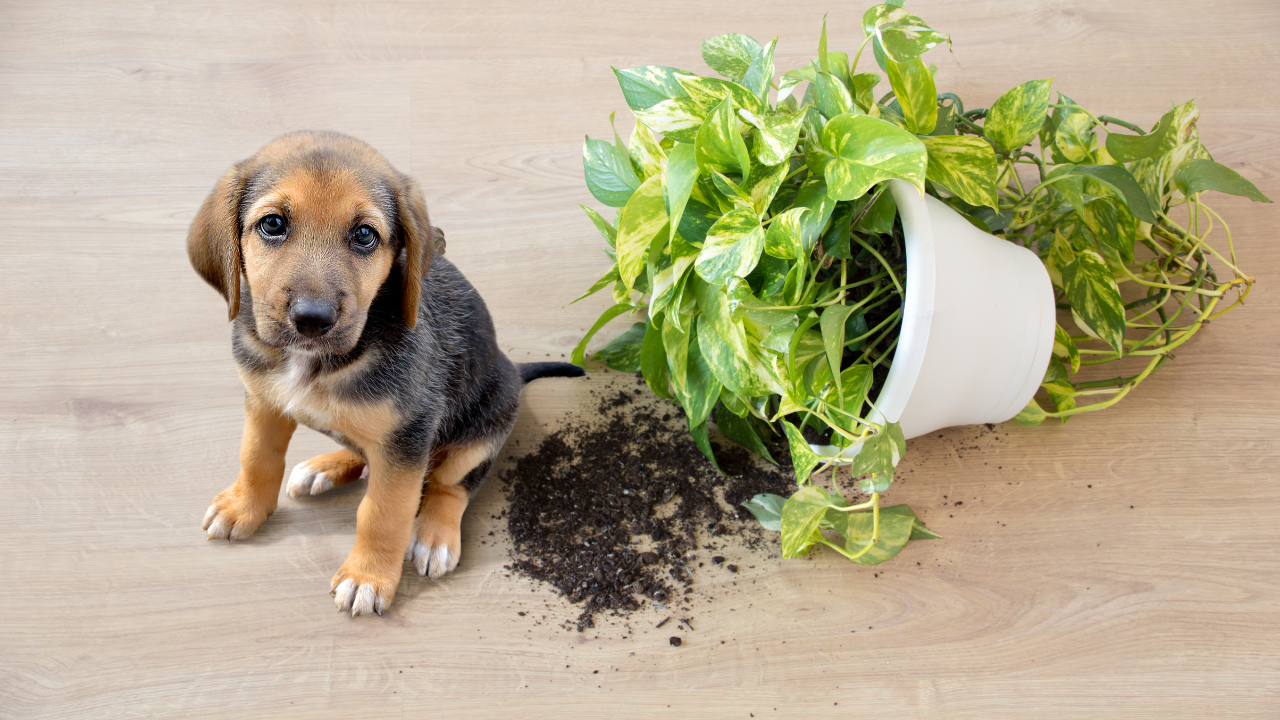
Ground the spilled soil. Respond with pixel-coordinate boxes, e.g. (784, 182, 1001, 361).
(500, 374, 794, 631)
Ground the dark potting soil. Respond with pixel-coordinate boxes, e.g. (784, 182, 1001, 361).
(500, 374, 795, 631)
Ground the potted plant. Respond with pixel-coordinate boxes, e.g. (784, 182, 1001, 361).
(571, 2, 1267, 565)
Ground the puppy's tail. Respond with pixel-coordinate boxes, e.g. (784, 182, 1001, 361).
(518, 362, 586, 384)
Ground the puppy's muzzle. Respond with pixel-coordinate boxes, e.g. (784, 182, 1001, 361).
(289, 298, 338, 338)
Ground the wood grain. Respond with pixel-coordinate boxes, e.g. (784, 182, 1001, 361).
(1, 1, 1278, 717)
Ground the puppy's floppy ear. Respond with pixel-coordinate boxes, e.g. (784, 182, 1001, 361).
(188, 163, 248, 321)
(394, 173, 434, 329)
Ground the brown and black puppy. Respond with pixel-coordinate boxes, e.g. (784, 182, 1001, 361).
(188, 131, 581, 617)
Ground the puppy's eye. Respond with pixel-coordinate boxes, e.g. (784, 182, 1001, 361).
(258, 214, 287, 239)
(351, 224, 379, 251)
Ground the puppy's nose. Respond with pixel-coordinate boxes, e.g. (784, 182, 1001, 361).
(289, 299, 337, 338)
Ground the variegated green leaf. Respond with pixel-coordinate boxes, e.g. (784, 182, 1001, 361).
(826, 363, 874, 433)
(701, 33, 763, 83)
(572, 264, 619, 304)
(634, 97, 707, 144)
(922, 135, 998, 209)
(740, 108, 805, 167)
(675, 72, 765, 114)
(711, 170, 754, 211)
(579, 204, 617, 248)
(743, 159, 788, 216)
(743, 493, 786, 531)
(572, 302, 635, 367)
(715, 404, 776, 463)
(615, 175, 668, 289)
(662, 142, 698, 244)
(885, 56, 936, 135)
(1081, 197, 1136, 264)
(781, 421, 823, 486)
(1046, 163, 1086, 212)
(847, 422, 905, 478)
(1062, 249, 1126, 355)
(780, 485, 839, 558)
(662, 309, 691, 397)
(683, 320, 722, 428)
(640, 315, 672, 399)
(851, 72, 881, 114)
(613, 66, 692, 111)
(1053, 323, 1081, 373)
(861, 5, 950, 63)
(595, 322, 645, 372)
(831, 506, 916, 565)
(764, 207, 809, 260)
(820, 303, 860, 390)
(696, 94, 752, 182)
(1105, 107, 1176, 163)
(821, 113, 927, 200)
(742, 37, 778, 102)
(1052, 92, 1097, 164)
(697, 315, 774, 397)
(1174, 158, 1272, 202)
(583, 135, 641, 207)
(694, 208, 765, 284)
(1014, 400, 1048, 425)
(1069, 164, 1158, 223)
(815, 71, 855, 120)
(649, 238, 696, 317)
(793, 177, 837, 256)
(628, 120, 667, 180)
(1042, 358, 1076, 414)
(693, 274, 750, 358)
(985, 79, 1053, 154)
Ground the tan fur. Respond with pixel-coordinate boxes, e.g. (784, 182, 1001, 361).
(202, 394, 297, 539)
(238, 361, 399, 450)
(330, 455, 427, 613)
(409, 439, 501, 578)
(298, 448, 365, 489)
(240, 168, 396, 355)
(187, 165, 246, 321)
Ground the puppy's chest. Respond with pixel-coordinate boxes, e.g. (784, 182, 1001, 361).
(247, 355, 398, 450)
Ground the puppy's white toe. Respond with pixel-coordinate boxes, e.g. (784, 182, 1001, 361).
(286, 462, 332, 499)
(205, 508, 232, 540)
(333, 578, 356, 612)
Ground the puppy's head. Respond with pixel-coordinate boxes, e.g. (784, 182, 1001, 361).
(188, 131, 435, 354)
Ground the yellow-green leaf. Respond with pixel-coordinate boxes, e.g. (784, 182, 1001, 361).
(1063, 249, 1126, 355)
(922, 135, 998, 209)
(615, 175, 668, 289)
(985, 79, 1053, 154)
(822, 113, 927, 200)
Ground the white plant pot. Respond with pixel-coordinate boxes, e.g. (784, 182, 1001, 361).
(811, 179, 1056, 460)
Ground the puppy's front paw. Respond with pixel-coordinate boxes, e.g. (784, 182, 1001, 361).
(286, 452, 366, 498)
(202, 487, 274, 540)
(407, 521, 462, 579)
(331, 556, 401, 617)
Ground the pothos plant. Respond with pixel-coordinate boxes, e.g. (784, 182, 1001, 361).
(571, 2, 1267, 566)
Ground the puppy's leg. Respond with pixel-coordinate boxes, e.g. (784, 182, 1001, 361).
(203, 393, 297, 540)
(331, 456, 426, 616)
(408, 439, 501, 579)
(286, 448, 366, 498)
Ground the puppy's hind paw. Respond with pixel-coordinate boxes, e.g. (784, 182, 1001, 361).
(407, 534, 460, 579)
(286, 453, 366, 499)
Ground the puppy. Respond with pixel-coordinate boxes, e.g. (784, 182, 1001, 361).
(188, 131, 582, 616)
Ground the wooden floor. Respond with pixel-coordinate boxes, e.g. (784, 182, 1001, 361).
(3, 1, 1278, 717)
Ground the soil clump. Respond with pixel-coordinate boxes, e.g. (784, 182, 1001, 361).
(500, 374, 794, 631)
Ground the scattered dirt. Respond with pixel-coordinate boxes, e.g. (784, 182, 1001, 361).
(500, 374, 794, 631)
